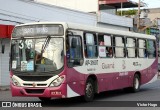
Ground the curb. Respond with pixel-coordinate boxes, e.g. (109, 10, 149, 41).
(0, 86, 10, 91)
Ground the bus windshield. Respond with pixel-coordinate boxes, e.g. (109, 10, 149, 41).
(11, 37, 64, 73)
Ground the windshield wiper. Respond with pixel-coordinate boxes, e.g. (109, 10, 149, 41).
(41, 35, 51, 54)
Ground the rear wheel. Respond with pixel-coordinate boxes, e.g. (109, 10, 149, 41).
(84, 78, 95, 102)
(124, 74, 140, 93)
(132, 74, 140, 92)
(39, 97, 51, 102)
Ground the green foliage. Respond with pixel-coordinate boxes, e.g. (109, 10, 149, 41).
(117, 10, 138, 16)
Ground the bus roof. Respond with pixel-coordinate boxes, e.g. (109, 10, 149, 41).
(14, 22, 156, 40)
(66, 22, 156, 40)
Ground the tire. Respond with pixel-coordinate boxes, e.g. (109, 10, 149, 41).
(39, 97, 51, 102)
(131, 74, 140, 92)
(84, 78, 95, 102)
(124, 74, 140, 93)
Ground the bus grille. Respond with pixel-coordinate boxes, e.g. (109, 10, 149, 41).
(18, 76, 52, 81)
(25, 89, 45, 94)
(23, 83, 47, 87)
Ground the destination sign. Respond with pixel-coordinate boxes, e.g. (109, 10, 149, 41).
(12, 24, 64, 37)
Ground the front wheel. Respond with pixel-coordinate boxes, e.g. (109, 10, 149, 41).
(84, 78, 95, 102)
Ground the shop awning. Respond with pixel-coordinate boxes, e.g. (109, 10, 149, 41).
(0, 24, 14, 38)
(99, 0, 144, 9)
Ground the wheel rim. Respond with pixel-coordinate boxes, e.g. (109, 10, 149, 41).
(86, 82, 93, 98)
(134, 78, 139, 89)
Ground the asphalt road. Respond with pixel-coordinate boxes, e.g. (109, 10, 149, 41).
(1, 79, 160, 110)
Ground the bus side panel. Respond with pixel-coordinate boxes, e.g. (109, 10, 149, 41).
(97, 74, 112, 92)
(65, 59, 157, 97)
(66, 68, 85, 97)
(140, 68, 149, 85)
(95, 72, 134, 92)
(141, 59, 158, 85)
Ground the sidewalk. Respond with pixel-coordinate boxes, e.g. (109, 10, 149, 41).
(0, 86, 10, 91)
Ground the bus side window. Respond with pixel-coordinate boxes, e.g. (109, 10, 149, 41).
(114, 36, 125, 58)
(126, 38, 136, 58)
(138, 39, 147, 58)
(98, 34, 112, 58)
(84, 33, 98, 58)
(70, 38, 77, 58)
(147, 40, 156, 58)
(67, 35, 83, 67)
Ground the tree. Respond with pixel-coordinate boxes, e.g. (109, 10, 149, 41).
(117, 10, 138, 16)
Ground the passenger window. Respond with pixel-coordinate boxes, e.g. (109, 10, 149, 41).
(84, 33, 98, 58)
(114, 37, 125, 58)
(67, 36, 83, 67)
(138, 39, 147, 58)
(98, 34, 113, 58)
(126, 38, 136, 58)
(147, 40, 156, 58)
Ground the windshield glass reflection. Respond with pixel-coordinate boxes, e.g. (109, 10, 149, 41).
(11, 37, 64, 73)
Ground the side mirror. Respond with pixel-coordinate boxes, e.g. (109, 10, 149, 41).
(71, 38, 77, 48)
(2, 45, 5, 54)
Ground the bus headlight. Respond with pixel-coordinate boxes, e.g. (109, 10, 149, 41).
(49, 75, 65, 87)
(12, 77, 21, 86)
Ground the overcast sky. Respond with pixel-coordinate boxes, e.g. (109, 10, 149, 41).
(133, 0, 160, 8)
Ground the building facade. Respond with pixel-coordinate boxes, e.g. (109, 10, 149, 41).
(147, 8, 160, 21)
(0, 25, 14, 86)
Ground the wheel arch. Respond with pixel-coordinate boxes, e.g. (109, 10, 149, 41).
(86, 74, 98, 93)
(134, 71, 141, 84)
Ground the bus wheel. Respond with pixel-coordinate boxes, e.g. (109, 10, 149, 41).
(39, 97, 51, 102)
(124, 74, 140, 93)
(132, 74, 140, 92)
(84, 78, 95, 102)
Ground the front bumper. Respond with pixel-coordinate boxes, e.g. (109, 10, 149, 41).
(11, 83, 67, 98)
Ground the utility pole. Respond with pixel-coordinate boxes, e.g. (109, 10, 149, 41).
(137, 0, 140, 32)
(121, 2, 123, 16)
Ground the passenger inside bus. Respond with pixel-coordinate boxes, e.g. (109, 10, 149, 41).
(99, 41, 104, 45)
(106, 47, 113, 57)
(35, 52, 44, 64)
